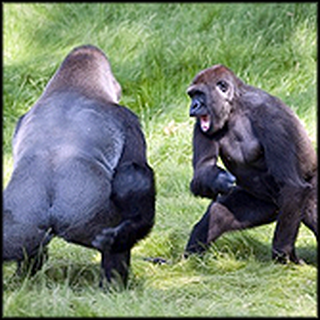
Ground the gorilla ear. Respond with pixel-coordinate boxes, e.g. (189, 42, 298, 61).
(112, 78, 122, 103)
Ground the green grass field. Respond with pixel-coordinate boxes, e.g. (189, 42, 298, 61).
(3, 3, 317, 317)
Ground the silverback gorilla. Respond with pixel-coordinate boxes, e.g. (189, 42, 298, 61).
(185, 64, 317, 264)
(3, 45, 155, 287)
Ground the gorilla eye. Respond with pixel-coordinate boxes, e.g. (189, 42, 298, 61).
(217, 80, 228, 93)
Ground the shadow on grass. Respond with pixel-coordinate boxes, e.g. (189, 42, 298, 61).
(3, 233, 317, 294)
(204, 233, 318, 267)
(296, 245, 318, 266)
(3, 255, 149, 293)
(3, 261, 100, 291)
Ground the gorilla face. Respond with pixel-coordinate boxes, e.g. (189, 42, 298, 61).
(187, 65, 239, 135)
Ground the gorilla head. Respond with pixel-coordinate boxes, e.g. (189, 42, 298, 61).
(45, 45, 122, 103)
(187, 65, 243, 134)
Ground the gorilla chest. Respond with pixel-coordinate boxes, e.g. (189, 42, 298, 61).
(219, 119, 263, 166)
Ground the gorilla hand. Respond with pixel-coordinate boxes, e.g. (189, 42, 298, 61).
(215, 169, 236, 194)
(92, 220, 132, 253)
(190, 165, 236, 199)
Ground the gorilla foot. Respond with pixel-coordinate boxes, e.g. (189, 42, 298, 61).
(184, 242, 209, 259)
(272, 248, 305, 265)
(16, 247, 49, 277)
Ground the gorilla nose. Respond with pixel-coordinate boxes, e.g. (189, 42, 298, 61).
(189, 100, 203, 117)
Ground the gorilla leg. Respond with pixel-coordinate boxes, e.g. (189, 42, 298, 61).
(184, 209, 211, 256)
(3, 171, 52, 276)
(92, 162, 155, 285)
(301, 174, 317, 239)
(16, 247, 49, 277)
(3, 216, 52, 276)
(272, 181, 317, 264)
(302, 198, 318, 239)
(100, 250, 131, 289)
(48, 158, 116, 247)
(185, 187, 278, 256)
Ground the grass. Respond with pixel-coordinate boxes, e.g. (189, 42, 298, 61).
(2, 3, 317, 317)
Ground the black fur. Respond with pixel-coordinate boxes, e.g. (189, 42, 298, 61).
(185, 64, 317, 263)
(3, 45, 155, 287)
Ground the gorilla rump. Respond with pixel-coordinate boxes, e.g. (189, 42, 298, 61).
(3, 45, 155, 287)
(185, 64, 317, 264)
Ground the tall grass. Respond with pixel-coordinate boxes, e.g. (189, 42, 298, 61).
(3, 3, 317, 317)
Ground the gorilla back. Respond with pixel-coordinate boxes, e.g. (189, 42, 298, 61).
(3, 45, 155, 287)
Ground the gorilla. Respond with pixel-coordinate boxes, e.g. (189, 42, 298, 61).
(184, 64, 317, 264)
(3, 45, 155, 288)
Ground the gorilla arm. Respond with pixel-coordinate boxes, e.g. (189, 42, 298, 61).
(92, 108, 155, 255)
(190, 123, 236, 200)
(92, 162, 155, 253)
(249, 94, 314, 262)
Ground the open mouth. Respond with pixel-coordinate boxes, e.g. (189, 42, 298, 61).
(200, 115, 211, 132)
